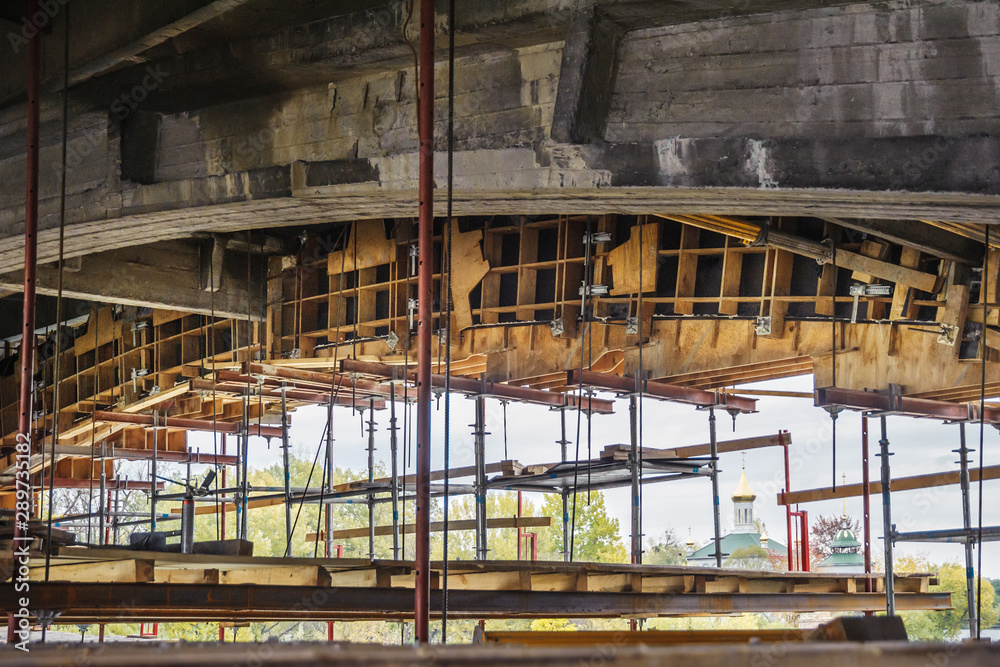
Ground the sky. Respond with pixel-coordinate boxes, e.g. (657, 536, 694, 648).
(188, 374, 1000, 577)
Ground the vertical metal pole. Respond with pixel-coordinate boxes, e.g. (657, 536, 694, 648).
(180, 494, 195, 554)
(220, 445, 227, 541)
(800, 510, 810, 572)
(11, 1, 41, 643)
(98, 441, 107, 545)
(112, 486, 120, 546)
(878, 415, 895, 615)
(367, 398, 376, 560)
(414, 0, 435, 642)
(150, 411, 158, 531)
(629, 396, 641, 565)
(390, 385, 401, 560)
(782, 432, 793, 570)
(709, 407, 723, 567)
(559, 408, 569, 562)
(281, 387, 292, 556)
(958, 423, 978, 638)
(240, 397, 250, 541)
(862, 416, 873, 608)
(474, 396, 488, 560)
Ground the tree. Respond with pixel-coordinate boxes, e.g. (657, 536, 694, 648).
(537, 492, 628, 563)
(725, 545, 772, 570)
(644, 528, 688, 565)
(896, 558, 999, 641)
(810, 513, 860, 562)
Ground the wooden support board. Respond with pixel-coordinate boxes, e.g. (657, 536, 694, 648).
(780, 464, 1000, 505)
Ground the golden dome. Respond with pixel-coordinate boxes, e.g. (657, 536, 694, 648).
(732, 469, 757, 502)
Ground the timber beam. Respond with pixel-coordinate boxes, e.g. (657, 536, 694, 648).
(0, 583, 951, 622)
(91, 411, 285, 439)
(340, 359, 616, 414)
(779, 464, 1000, 505)
(567, 370, 757, 413)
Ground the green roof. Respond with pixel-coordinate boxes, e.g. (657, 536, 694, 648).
(831, 528, 861, 549)
(818, 551, 864, 567)
(688, 531, 786, 560)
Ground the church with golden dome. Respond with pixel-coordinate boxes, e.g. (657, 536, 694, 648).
(686, 466, 787, 567)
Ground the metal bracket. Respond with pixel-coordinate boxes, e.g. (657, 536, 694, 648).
(408, 245, 419, 276)
(549, 318, 565, 337)
(407, 298, 419, 329)
(579, 284, 609, 297)
(849, 284, 893, 323)
(583, 232, 613, 245)
(386, 330, 400, 351)
(754, 316, 771, 336)
(625, 317, 639, 335)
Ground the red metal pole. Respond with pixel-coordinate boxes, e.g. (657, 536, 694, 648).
(414, 0, 435, 644)
(800, 510, 810, 572)
(9, 0, 41, 644)
(781, 431, 793, 571)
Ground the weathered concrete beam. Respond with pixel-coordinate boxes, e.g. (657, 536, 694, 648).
(0, 239, 264, 319)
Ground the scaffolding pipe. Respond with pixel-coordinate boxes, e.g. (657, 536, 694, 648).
(862, 416, 873, 609)
(239, 397, 250, 540)
(958, 423, 979, 638)
(414, 0, 435, 642)
(9, 0, 41, 643)
(474, 396, 488, 561)
(99, 441, 107, 545)
(629, 397, 641, 566)
(151, 411, 159, 531)
(281, 387, 292, 556)
(559, 408, 570, 562)
(878, 415, 895, 615)
(390, 384, 401, 560)
(709, 407, 723, 567)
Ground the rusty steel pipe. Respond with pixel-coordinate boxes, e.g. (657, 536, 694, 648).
(414, 0, 435, 643)
(9, 0, 41, 645)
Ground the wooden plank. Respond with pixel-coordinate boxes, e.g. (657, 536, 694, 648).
(937, 283, 970, 357)
(31, 559, 154, 583)
(606, 222, 659, 296)
(584, 573, 633, 593)
(450, 225, 491, 331)
(850, 240, 890, 283)
(835, 249, 939, 293)
(219, 565, 331, 587)
(780, 464, 1000, 505)
(889, 247, 922, 320)
(718, 237, 743, 316)
(530, 572, 582, 592)
(306, 516, 551, 542)
(156, 568, 220, 584)
(327, 220, 394, 273)
(764, 246, 795, 338)
(447, 570, 530, 591)
(674, 226, 700, 314)
(603, 432, 791, 460)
